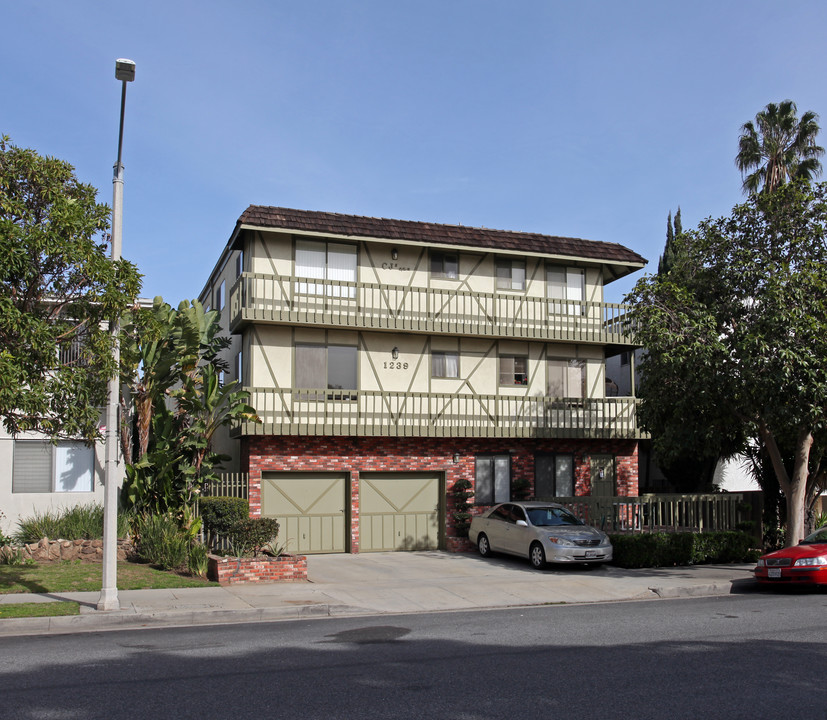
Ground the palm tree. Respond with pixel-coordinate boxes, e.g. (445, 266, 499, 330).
(736, 100, 824, 195)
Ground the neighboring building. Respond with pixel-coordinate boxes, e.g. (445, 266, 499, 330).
(604, 347, 667, 492)
(0, 299, 154, 538)
(605, 349, 757, 493)
(0, 428, 106, 538)
(199, 207, 647, 554)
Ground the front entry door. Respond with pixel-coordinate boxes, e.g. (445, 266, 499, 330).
(590, 455, 616, 529)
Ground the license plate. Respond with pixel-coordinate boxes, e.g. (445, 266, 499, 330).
(768, 568, 782, 579)
(585, 550, 597, 558)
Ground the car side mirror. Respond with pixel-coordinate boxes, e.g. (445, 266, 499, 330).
(516, 519, 528, 527)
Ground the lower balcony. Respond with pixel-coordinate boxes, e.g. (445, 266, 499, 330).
(234, 387, 644, 440)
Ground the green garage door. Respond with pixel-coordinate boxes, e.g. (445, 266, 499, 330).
(359, 473, 442, 552)
(261, 473, 347, 554)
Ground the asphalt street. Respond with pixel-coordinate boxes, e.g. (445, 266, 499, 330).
(2, 593, 826, 720)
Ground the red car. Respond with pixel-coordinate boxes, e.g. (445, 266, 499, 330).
(754, 527, 827, 585)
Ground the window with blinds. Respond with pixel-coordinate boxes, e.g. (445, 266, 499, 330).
(534, 454, 574, 498)
(13, 441, 94, 493)
(547, 266, 585, 315)
(475, 455, 511, 505)
(496, 258, 526, 290)
(295, 344, 357, 400)
(295, 240, 357, 297)
(547, 358, 586, 399)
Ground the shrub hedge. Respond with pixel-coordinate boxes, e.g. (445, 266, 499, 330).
(608, 531, 761, 568)
(134, 514, 190, 570)
(226, 518, 281, 558)
(199, 496, 249, 548)
(15, 503, 131, 543)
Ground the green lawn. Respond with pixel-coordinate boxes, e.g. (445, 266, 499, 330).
(0, 602, 80, 619)
(0, 561, 217, 595)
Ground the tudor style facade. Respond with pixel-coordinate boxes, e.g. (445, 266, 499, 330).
(200, 207, 647, 554)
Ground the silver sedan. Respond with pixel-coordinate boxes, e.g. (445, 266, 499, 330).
(469, 501, 613, 569)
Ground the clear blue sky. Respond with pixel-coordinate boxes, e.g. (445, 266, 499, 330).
(4, 1, 827, 304)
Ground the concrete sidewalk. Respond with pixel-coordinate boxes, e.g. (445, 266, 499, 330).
(0, 552, 759, 637)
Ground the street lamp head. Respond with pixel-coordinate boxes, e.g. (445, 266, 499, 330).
(115, 58, 136, 82)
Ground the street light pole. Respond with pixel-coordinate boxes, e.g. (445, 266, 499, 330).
(98, 58, 135, 612)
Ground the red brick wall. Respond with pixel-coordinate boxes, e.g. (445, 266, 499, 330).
(208, 553, 308, 584)
(244, 436, 639, 553)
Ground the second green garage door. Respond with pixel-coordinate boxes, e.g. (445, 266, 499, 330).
(359, 473, 443, 552)
(261, 473, 347, 554)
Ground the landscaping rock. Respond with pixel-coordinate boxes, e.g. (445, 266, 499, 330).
(0, 538, 136, 563)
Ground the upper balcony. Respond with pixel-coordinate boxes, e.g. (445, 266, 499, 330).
(229, 272, 636, 346)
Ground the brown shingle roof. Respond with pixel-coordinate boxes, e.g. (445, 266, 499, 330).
(237, 205, 646, 266)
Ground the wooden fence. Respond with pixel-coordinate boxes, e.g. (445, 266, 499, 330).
(550, 492, 763, 537)
(202, 473, 249, 500)
(197, 474, 250, 550)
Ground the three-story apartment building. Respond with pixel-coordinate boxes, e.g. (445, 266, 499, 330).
(200, 207, 646, 555)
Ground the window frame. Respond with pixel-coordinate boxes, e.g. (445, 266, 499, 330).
(235, 350, 243, 385)
(499, 355, 528, 386)
(295, 239, 357, 297)
(474, 454, 511, 505)
(12, 440, 95, 494)
(295, 343, 358, 401)
(547, 357, 586, 399)
(430, 251, 459, 280)
(547, 265, 585, 315)
(534, 453, 575, 499)
(496, 258, 526, 291)
(431, 351, 460, 379)
(215, 280, 226, 312)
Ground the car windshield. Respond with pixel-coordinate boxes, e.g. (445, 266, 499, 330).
(801, 528, 827, 545)
(526, 507, 583, 527)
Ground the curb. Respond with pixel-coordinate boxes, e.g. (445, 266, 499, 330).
(649, 578, 759, 600)
(648, 583, 733, 599)
(0, 603, 340, 638)
(0, 579, 755, 638)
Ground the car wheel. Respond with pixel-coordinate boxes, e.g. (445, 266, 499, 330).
(529, 542, 546, 569)
(478, 533, 492, 558)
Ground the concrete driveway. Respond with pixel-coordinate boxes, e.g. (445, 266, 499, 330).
(0, 550, 759, 638)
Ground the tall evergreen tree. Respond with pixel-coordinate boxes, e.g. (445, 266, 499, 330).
(657, 207, 683, 275)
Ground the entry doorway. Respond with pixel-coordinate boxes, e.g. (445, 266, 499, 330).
(589, 454, 616, 529)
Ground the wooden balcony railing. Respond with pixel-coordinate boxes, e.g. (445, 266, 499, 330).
(229, 272, 636, 344)
(234, 387, 643, 439)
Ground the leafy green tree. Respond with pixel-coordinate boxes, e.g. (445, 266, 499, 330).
(0, 136, 141, 440)
(628, 181, 827, 546)
(652, 206, 724, 492)
(736, 100, 824, 195)
(119, 298, 259, 527)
